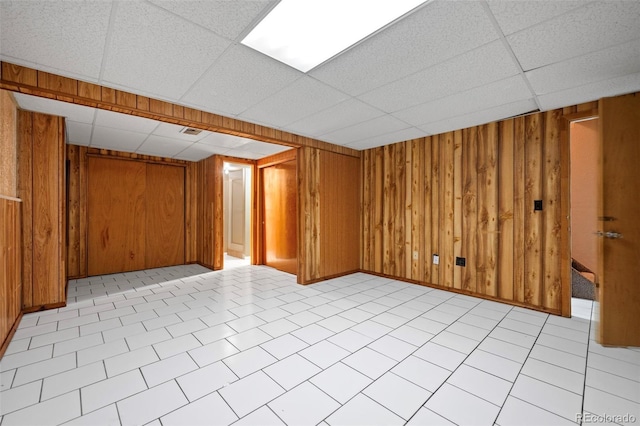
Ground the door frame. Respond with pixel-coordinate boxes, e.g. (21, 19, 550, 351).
(561, 108, 600, 317)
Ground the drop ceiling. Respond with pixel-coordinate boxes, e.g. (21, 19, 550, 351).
(1, 0, 639, 154)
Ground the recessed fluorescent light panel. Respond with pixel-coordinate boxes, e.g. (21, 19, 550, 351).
(242, 0, 427, 72)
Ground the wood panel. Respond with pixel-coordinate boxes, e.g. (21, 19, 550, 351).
(360, 105, 601, 315)
(1, 61, 360, 159)
(0, 197, 21, 358)
(18, 111, 66, 309)
(87, 157, 146, 275)
(319, 151, 360, 278)
(145, 164, 185, 269)
(1, 90, 18, 197)
(264, 159, 298, 275)
(297, 147, 318, 281)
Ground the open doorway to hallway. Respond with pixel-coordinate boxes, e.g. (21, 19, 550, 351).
(223, 162, 252, 269)
(569, 117, 599, 307)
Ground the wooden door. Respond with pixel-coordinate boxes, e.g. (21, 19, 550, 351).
(145, 164, 185, 269)
(598, 93, 640, 346)
(227, 169, 246, 259)
(263, 160, 297, 275)
(88, 157, 146, 275)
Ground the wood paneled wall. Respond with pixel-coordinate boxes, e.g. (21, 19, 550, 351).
(18, 111, 66, 310)
(0, 62, 359, 158)
(362, 103, 596, 315)
(195, 155, 223, 271)
(298, 148, 361, 284)
(1, 89, 22, 358)
(67, 147, 198, 278)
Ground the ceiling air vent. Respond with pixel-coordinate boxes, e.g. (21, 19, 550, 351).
(181, 127, 202, 136)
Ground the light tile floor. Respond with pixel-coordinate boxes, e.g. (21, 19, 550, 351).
(1, 265, 638, 426)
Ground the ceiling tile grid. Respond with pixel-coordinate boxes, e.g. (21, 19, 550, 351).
(2, 0, 640, 153)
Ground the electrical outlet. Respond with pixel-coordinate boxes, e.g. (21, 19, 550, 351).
(455, 257, 466, 267)
(413, 251, 419, 260)
(534, 200, 543, 211)
(433, 254, 439, 265)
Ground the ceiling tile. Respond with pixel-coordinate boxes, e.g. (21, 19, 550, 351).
(101, 1, 231, 100)
(345, 127, 427, 150)
(394, 75, 533, 127)
(507, 1, 640, 71)
(136, 135, 193, 157)
(94, 109, 159, 134)
(149, 0, 276, 41)
(321, 115, 411, 146)
(525, 39, 640, 95)
(233, 141, 291, 155)
(13, 93, 96, 123)
(239, 76, 349, 128)
(198, 133, 253, 149)
(0, 1, 112, 80)
(172, 143, 229, 162)
(66, 122, 92, 146)
(224, 149, 264, 160)
(90, 126, 148, 152)
(181, 44, 302, 116)
(310, 1, 500, 96)
(537, 71, 640, 111)
(286, 99, 385, 138)
(152, 122, 210, 142)
(358, 40, 520, 113)
(486, 0, 589, 36)
(419, 98, 538, 136)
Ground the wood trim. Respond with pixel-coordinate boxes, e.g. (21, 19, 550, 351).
(1, 62, 360, 159)
(257, 149, 297, 168)
(22, 302, 66, 314)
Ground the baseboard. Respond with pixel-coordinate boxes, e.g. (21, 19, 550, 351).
(299, 269, 361, 285)
(22, 302, 67, 314)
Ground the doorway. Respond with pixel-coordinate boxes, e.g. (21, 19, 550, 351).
(223, 162, 252, 269)
(569, 118, 600, 310)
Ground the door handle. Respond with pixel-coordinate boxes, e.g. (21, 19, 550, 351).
(594, 231, 623, 239)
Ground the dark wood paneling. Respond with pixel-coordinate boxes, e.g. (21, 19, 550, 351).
(87, 157, 146, 276)
(145, 164, 185, 269)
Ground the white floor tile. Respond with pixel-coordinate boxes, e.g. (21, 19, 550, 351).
(413, 342, 467, 372)
(117, 380, 188, 426)
(41, 361, 106, 400)
(338, 308, 375, 323)
(343, 347, 397, 380)
(259, 318, 300, 338)
(535, 332, 589, 357)
(446, 321, 491, 341)
(363, 372, 432, 420)
(104, 346, 159, 377)
(226, 315, 267, 333)
(431, 330, 480, 354)
(177, 361, 238, 401)
(542, 323, 589, 343)
(264, 354, 322, 390)
(425, 383, 500, 426)
(586, 367, 640, 403)
(317, 315, 356, 333)
(326, 394, 404, 426)
(351, 320, 392, 340)
(447, 364, 512, 406)
(510, 375, 583, 421)
(77, 339, 129, 366)
(81, 370, 147, 413)
(233, 406, 286, 426)
(125, 328, 172, 351)
(30, 328, 80, 349)
(477, 337, 530, 363)
(223, 346, 277, 378)
(464, 349, 522, 382)
(188, 339, 239, 367)
(269, 382, 339, 425)
(529, 344, 586, 374)
(12, 353, 76, 387)
(367, 335, 417, 361)
(392, 355, 451, 392)
(489, 326, 537, 349)
(406, 408, 456, 425)
(310, 362, 372, 404)
(261, 334, 309, 360)
(389, 325, 434, 347)
(583, 386, 640, 425)
(141, 353, 198, 388)
(219, 371, 284, 418)
(521, 357, 585, 395)
(406, 316, 448, 334)
(291, 324, 334, 345)
(1, 389, 81, 426)
(421, 309, 460, 325)
(227, 327, 272, 351)
(62, 404, 120, 426)
(53, 333, 104, 357)
(0, 369, 16, 391)
(0, 380, 42, 414)
(300, 341, 350, 369)
(497, 396, 577, 426)
(161, 392, 237, 426)
(103, 323, 146, 343)
(327, 329, 374, 353)
(153, 334, 201, 359)
(588, 352, 640, 381)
